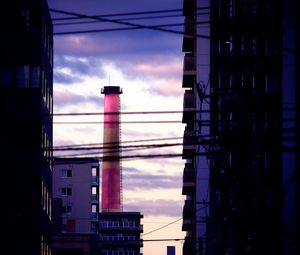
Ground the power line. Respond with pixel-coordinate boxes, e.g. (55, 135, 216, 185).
(141, 217, 182, 237)
(51, 7, 210, 21)
(141, 205, 209, 237)
(49, 8, 210, 39)
(49, 238, 184, 243)
(54, 136, 184, 148)
(52, 110, 208, 116)
(53, 12, 210, 26)
(53, 151, 217, 163)
(52, 21, 210, 36)
(52, 8, 184, 21)
(54, 14, 184, 26)
(54, 142, 183, 152)
(53, 120, 184, 124)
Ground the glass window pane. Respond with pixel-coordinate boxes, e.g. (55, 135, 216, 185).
(16, 66, 29, 88)
(0, 68, 13, 87)
(30, 66, 40, 88)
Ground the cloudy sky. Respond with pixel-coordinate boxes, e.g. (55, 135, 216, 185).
(48, 0, 186, 254)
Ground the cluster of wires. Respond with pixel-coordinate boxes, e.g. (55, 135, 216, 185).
(50, 7, 210, 38)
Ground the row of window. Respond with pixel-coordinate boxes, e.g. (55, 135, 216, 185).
(101, 250, 139, 255)
(59, 166, 99, 178)
(218, 0, 271, 17)
(215, 73, 278, 94)
(100, 221, 139, 228)
(0, 66, 40, 88)
(61, 203, 99, 215)
(0, 65, 53, 116)
(218, 35, 276, 56)
(100, 236, 139, 242)
(60, 187, 99, 196)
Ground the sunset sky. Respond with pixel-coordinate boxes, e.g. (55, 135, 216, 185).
(48, 0, 186, 254)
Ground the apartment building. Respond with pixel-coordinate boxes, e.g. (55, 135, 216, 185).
(53, 157, 100, 234)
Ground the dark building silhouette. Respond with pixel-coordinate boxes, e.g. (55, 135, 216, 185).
(181, 0, 299, 255)
(0, 0, 53, 254)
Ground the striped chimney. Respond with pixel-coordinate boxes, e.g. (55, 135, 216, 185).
(101, 86, 123, 212)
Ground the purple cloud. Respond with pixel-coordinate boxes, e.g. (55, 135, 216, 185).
(54, 69, 84, 84)
(124, 198, 183, 217)
(54, 90, 103, 108)
(49, 0, 184, 83)
(123, 167, 181, 191)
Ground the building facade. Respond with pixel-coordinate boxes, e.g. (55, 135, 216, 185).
(181, 0, 210, 254)
(181, 0, 299, 255)
(0, 0, 53, 254)
(98, 212, 143, 255)
(53, 157, 100, 234)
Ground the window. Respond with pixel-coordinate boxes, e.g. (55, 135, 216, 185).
(30, 66, 40, 88)
(92, 167, 98, 176)
(16, 66, 29, 88)
(61, 187, 72, 196)
(0, 68, 13, 87)
(60, 169, 72, 178)
(21, 8, 30, 32)
(62, 205, 72, 214)
(92, 186, 97, 194)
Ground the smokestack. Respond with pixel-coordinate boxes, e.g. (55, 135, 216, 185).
(101, 86, 123, 212)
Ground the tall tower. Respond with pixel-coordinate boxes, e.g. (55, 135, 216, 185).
(101, 86, 123, 212)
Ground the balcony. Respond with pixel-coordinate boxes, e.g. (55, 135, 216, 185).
(182, 90, 196, 123)
(184, 53, 196, 73)
(99, 236, 143, 247)
(182, 200, 194, 231)
(182, 163, 196, 195)
(182, 74, 196, 88)
(184, 17, 196, 35)
(182, 126, 197, 159)
(99, 222, 143, 232)
(182, 53, 196, 88)
(182, 18, 196, 53)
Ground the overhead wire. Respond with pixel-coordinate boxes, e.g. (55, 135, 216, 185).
(52, 110, 209, 116)
(53, 12, 210, 26)
(52, 8, 184, 21)
(141, 205, 209, 237)
(54, 136, 184, 149)
(49, 8, 210, 39)
(51, 6, 210, 21)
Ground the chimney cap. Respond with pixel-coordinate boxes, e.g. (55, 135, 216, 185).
(101, 86, 123, 94)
